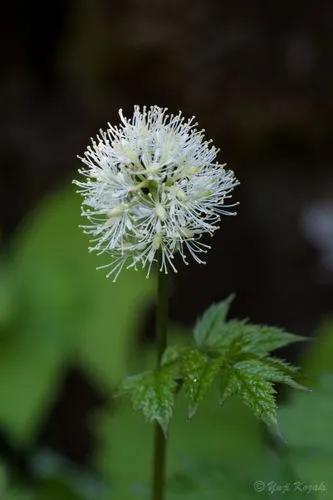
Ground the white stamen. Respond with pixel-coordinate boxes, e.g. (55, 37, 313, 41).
(74, 105, 239, 279)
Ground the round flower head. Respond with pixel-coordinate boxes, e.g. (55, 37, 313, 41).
(74, 106, 239, 280)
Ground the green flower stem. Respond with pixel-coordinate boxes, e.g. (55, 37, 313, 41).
(152, 259, 168, 500)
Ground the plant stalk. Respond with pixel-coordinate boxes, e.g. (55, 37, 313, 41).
(152, 260, 168, 500)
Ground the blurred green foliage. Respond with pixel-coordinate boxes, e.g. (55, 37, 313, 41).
(0, 188, 154, 444)
(279, 375, 333, 494)
(0, 187, 332, 499)
(302, 320, 333, 383)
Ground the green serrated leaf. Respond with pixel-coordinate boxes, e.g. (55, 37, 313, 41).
(220, 367, 239, 404)
(262, 357, 308, 390)
(193, 295, 234, 347)
(237, 371, 277, 426)
(161, 345, 186, 367)
(260, 357, 299, 377)
(220, 368, 277, 426)
(233, 358, 307, 391)
(181, 349, 223, 418)
(213, 319, 248, 350)
(121, 366, 177, 435)
(227, 322, 306, 356)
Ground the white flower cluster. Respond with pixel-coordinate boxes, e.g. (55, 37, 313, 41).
(74, 106, 239, 280)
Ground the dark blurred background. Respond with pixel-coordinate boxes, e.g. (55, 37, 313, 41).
(1, 1, 333, 497)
